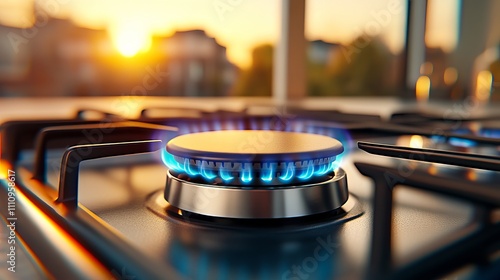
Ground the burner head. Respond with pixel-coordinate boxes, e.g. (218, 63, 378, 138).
(164, 130, 344, 185)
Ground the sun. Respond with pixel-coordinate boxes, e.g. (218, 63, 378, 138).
(111, 22, 151, 57)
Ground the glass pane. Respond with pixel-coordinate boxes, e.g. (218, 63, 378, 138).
(0, 0, 279, 97)
(304, 0, 408, 96)
(422, 0, 500, 102)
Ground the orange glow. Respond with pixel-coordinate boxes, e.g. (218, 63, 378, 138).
(444, 67, 458, 85)
(416, 76, 430, 102)
(466, 169, 477, 181)
(409, 135, 424, 148)
(111, 21, 152, 57)
(428, 164, 438, 175)
(0, 0, 410, 69)
(475, 70, 493, 102)
(17, 188, 111, 278)
(0, 160, 10, 179)
(0, 135, 8, 179)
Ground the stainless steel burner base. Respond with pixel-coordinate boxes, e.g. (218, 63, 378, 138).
(164, 168, 349, 219)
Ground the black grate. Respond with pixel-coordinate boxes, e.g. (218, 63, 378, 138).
(356, 142, 500, 280)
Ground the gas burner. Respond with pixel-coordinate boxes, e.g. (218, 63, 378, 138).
(162, 130, 350, 219)
(163, 130, 344, 185)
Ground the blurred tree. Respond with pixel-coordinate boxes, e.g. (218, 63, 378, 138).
(308, 60, 331, 96)
(232, 36, 396, 97)
(307, 40, 335, 96)
(489, 50, 500, 101)
(232, 44, 273, 96)
(327, 36, 392, 96)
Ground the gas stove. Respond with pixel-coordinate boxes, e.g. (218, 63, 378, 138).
(0, 97, 499, 280)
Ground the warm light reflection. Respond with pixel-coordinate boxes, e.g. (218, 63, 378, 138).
(396, 135, 426, 149)
(428, 164, 438, 175)
(475, 70, 493, 102)
(416, 76, 431, 102)
(409, 135, 424, 148)
(0, 135, 8, 179)
(443, 67, 458, 85)
(420, 62, 434, 75)
(466, 169, 477, 181)
(111, 21, 152, 57)
(17, 187, 111, 278)
(0, 160, 10, 179)
(113, 97, 143, 118)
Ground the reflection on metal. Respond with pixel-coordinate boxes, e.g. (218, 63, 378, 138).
(0, 160, 10, 179)
(416, 76, 431, 102)
(466, 169, 477, 181)
(428, 163, 438, 175)
(475, 70, 493, 102)
(420, 62, 434, 75)
(164, 169, 349, 219)
(409, 135, 424, 149)
(444, 67, 458, 85)
(396, 135, 426, 148)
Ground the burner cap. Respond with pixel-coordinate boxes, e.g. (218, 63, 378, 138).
(164, 130, 344, 185)
(167, 130, 343, 162)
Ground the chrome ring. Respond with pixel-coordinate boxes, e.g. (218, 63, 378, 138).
(164, 168, 349, 219)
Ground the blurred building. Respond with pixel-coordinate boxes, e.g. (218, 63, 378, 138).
(423, 48, 447, 90)
(308, 40, 340, 65)
(233, 39, 399, 97)
(30, 18, 110, 96)
(158, 30, 238, 96)
(0, 24, 31, 96)
(0, 8, 237, 97)
(0, 14, 113, 96)
(232, 44, 274, 96)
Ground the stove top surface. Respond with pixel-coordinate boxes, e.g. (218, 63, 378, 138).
(0, 97, 499, 280)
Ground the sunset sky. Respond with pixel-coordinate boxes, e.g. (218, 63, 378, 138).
(0, 0, 458, 68)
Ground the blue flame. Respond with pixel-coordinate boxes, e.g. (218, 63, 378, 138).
(164, 151, 338, 184)
(250, 118, 258, 130)
(297, 161, 314, 180)
(314, 163, 330, 176)
(241, 163, 253, 183)
(431, 135, 477, 148)
(219, 169, 234, 182)
(190, 123, 199, 133)
(160, 118, 353, 184)
(262, 121, 270, 130)
(308, 125, 351, 171)
(279, 163, 295, 181)
(449, 137, 476, 148)
(307, 125, 315, 134)
(161, 150, 183, 172)
(237, 120, 244, 130)
(201, 164, 217, 180)
(261, 164, 274, 182)
(184, 158, 199, 176)
(294, 121, 304, 133)
(480, 128, 500, 138)
(431, 135, 446, 143)
(226, 120, 235, 130)
(201, 120, 209, 132)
